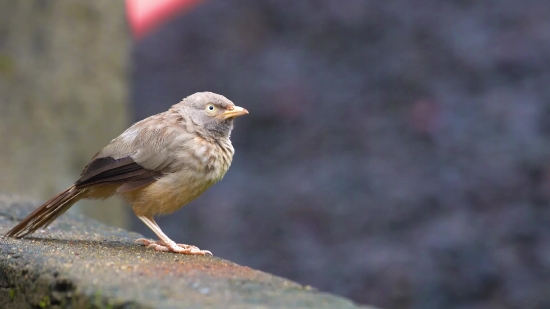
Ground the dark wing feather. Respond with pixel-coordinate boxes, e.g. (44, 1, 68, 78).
(75, 156, 161, 188)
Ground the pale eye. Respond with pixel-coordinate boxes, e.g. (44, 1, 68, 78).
(205, 104, 217, 113)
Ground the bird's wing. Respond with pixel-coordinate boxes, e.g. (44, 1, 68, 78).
(75, 116, 191, 190)
(75, 156, 161, 188)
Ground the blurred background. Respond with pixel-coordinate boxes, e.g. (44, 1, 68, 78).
(2, 1, 550, 308)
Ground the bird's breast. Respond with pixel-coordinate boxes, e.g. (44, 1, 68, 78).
(188, 136, 234, 180)
(142, 136, 234, 215)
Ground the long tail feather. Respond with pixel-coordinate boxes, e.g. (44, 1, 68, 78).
(4, 185, 85, 238)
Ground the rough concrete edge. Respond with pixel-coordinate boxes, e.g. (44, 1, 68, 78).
(0, 261, 144, 309)
(0, 193, 157, 308)
(0, 193, 375, 309)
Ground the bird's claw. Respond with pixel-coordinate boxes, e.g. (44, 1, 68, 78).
(135, 238, 212, 256)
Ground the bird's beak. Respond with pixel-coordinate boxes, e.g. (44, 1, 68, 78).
(220, 106, 249, 120)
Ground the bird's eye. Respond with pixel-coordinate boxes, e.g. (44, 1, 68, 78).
(205, 104, 217, 114)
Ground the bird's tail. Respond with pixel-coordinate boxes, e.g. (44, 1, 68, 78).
(4, 185, 85, 238)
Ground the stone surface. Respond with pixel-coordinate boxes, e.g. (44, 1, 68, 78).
(0, 194, 370, 309)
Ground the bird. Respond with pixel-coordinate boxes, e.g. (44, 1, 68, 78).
(4, 92, 248, 255)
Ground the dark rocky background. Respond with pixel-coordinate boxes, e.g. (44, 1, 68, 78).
(131, 1, 550, 308)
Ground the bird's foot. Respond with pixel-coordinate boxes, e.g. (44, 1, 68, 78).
(135, 238, 212, 256)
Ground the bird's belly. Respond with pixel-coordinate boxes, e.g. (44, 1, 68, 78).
(129, 168, 223, 216)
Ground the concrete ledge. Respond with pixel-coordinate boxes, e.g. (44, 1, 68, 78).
(0, 194, 372, 309)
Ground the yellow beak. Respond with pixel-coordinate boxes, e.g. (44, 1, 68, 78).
(220, 106, 249, 120)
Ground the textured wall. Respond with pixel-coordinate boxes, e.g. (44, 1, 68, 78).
(131, 1, 550, 309)
(0, 1, 130, 227)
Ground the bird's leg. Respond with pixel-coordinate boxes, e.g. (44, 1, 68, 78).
(135, 215, 212, 256)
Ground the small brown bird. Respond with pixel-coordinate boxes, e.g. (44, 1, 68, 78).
(5, 92, 248, 255)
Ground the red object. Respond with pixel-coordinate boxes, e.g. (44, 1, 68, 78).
(126, 0, 204, 40)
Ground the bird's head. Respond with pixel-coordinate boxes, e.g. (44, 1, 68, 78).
(176, 92, 248, 139)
